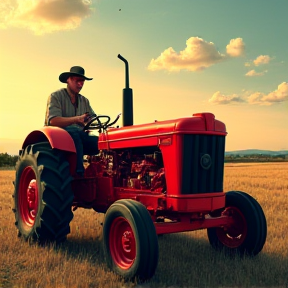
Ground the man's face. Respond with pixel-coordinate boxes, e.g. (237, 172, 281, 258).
(67, 76, 85, 95)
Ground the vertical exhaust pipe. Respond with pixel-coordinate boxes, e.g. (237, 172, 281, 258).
(118, 54, 133, 126)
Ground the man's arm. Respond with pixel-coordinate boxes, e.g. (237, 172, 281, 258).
(50, 114, 87, 128)
(46, 90, 88, 128)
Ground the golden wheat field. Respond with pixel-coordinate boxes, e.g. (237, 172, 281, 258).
(0, 162, 288, 288)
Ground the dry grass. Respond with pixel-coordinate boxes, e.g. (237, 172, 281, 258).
(0, 163, 288, 288)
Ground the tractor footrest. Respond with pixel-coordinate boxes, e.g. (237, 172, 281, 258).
(71, 177, 97, 202)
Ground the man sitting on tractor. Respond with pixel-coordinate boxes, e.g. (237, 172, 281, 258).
(44, 66, 99, 177)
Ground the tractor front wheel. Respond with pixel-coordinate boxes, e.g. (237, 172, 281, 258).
(207, 191, 267, 256)
(13, 142, 74, 244)
(103, 199, 159, 281)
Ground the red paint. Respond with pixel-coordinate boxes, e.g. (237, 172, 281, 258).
(109, 217, 136, 269)
(22, 126, 77, 174)
(215, 206, 248, 248)
(19, 167, 38, 227)
(98, 113, 226, 150)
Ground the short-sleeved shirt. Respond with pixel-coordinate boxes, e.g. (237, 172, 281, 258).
(45, 88, 95, 128)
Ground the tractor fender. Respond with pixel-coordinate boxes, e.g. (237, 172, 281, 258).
(22, 126, 77, 173)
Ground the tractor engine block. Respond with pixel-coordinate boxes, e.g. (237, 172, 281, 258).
(85, 149, 166, 193)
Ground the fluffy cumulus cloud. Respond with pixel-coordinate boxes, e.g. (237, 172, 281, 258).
(245, 69, 268, 77)
(0, 0, 93, 35)
(148, 37, 245, 72)
(247, 92, 264, 104)
(253, 55, 271, 66)
(244, 55, 272, 74)
(257, 82, 288, 104)
(208, 91, 244, 105)
(248, 82, 288, 105)
(209, 82, 288, 106)
(226, 38, 245, 57)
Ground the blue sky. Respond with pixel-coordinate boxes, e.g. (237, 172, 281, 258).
(0, 0, 287, 154)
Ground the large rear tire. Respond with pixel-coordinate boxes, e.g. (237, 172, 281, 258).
(103, 199, 159, 281)
(13, 142, 74, 244)
(207, 191, 267, 255)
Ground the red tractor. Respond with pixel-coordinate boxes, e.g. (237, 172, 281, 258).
(13, 55, 267, 281)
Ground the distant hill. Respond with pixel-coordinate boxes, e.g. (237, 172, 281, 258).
(225, 149, 288, 156)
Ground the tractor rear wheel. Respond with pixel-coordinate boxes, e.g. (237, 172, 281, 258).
(103, 199, 159, 281)
(13, 142, 74, 244)
(207, 191, 267, 255)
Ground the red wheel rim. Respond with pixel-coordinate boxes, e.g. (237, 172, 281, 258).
(216, 206, 247, 248)
(19, 166, 38, 227)
(109, 217, 136, 270)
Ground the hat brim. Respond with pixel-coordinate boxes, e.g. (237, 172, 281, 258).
(59, 72, 93, 83)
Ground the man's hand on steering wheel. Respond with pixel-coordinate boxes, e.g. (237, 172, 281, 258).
(74, 113, 89, 126)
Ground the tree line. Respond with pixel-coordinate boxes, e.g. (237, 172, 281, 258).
(225, 154, 288, 162)
(0, 153, 18, 167)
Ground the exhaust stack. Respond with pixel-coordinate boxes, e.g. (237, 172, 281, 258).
(118, 54, 133, 127)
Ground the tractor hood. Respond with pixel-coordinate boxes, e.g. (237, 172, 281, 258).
(98, 113, 227, 150)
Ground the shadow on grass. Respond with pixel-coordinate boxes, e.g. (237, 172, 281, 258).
(154, 233, 288, 288)
(56, 231, 288, 288)
(57, 236, 106, 267)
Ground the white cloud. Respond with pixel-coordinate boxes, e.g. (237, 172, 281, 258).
(148, 37, 226, 72)
(248, 83, 288, 105)
(244, 54, 272, 68)
(262, 82, 288, 103)
(245, 69, 267, 77)
(210, 82, 288, 106)
(253, 55, 271, 66)
(226, 38, 245, 57)
(148, 37, 245, 72)
(0, 0, 93, 35)
(208, 91, 244, 105)
(247, 92, 265, 104)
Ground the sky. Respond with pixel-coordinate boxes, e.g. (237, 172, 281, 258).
(0, 0, 287, 155)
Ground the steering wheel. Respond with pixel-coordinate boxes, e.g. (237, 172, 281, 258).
(83, 114, 121, 132)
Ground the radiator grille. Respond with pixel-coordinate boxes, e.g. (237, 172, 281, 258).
(181, 134, 225, 194)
